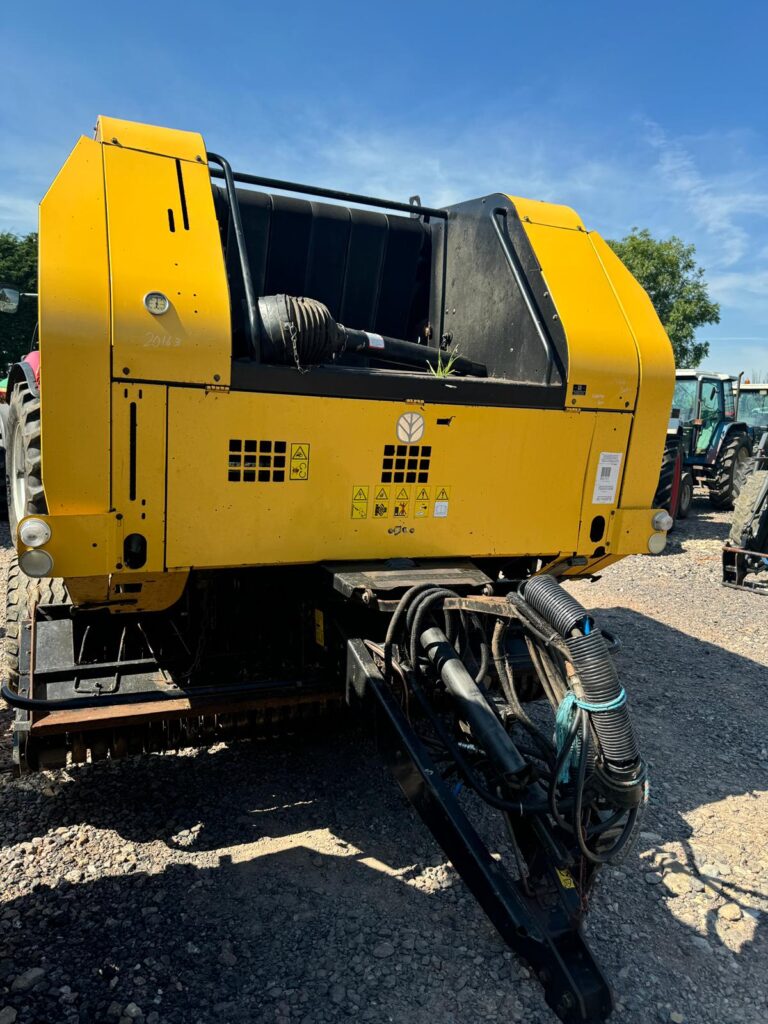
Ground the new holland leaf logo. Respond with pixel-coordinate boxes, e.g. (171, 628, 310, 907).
(396, 412, 425, 444)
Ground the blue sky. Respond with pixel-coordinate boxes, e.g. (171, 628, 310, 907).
(3, 0, 768, 373)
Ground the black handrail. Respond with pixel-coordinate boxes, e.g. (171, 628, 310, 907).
(208, 166, 448, 221)
(207, 151, 260, 360)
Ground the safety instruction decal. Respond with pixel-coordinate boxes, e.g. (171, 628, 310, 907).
(592, 452, 622, 505)
(350, 483, 451, 520)
(433, 485, 450, 518)
(351, 485, 369, 519)
(290, 443, 311, 480)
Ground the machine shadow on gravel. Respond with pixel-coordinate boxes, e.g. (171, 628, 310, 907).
(0, 608, 765, 1023)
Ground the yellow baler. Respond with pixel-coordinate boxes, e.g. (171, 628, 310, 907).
(1, 116, 674, 1023)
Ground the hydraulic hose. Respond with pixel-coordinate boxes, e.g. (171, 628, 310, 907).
(522, 575, 642, 787)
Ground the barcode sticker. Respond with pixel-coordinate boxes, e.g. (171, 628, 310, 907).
(592, 452, 622, 505)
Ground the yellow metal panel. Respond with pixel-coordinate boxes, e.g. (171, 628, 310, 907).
(103, 145, 231, 386)
(520, 221, 639, 411)
(506, 195, 586, 231)
(96, 116, 206, 163)
(19, 512, 119, 576)
(589, 235, 675, 508)
(610, 508, 664, 556)
(164, 390, 631, 569)
(573, 412, 632, 554)
(111, 383, 167, 573)
(38, 136, 111, 513)
(66, 571, 189, 612)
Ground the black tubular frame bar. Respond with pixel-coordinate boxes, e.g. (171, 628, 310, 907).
(208, 162, 448, 221)
(207, 152, 261, 359)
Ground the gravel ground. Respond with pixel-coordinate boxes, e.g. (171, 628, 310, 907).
(0, 499, 766, 1024)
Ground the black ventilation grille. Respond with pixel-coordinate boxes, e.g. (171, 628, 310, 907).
(228, 439, 287, 483)
(381, 444, 431, 485)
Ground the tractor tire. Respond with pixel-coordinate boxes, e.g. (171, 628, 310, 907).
(653, 437, 682, 518)
(708, 432, 752, 510)
(4, 555, 69, 690)
(728, 468, 768, 552)
(5, 381, 46, 538)
(677, 472, 693, 519)
(0, 444, 7, 520)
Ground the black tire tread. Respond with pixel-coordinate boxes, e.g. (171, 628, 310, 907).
(708, 433, 751, 510)
(728, 468, 768, 551)
(653, 437, 680, 515)
(5, 382, 46, 536)
(4, 556, 69, 689)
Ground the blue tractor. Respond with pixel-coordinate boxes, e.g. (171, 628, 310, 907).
(655, 370, 753, 518)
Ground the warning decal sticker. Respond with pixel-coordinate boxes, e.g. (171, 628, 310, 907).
(351, 484, 369, 519)
(290, 443, 310, 480)
(433, 485, 450, 518)
(592, 452, 622, 505)
(348, 483, 452, 520)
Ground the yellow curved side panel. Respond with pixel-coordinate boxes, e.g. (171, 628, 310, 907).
(589, 235, 675, 508)
(38, 136, 111, 514)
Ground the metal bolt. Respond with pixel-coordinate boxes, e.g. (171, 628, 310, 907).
(213, 374, 221, 382)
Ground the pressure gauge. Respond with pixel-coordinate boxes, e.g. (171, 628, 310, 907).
(144, 291, 170, 315)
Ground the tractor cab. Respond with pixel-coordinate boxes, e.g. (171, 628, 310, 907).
(737, 382, 768, 437)
(673, 371, 737, 458)
(659, 370, 753, 513)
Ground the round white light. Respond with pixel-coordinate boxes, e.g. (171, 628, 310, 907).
(647, 533, 667, 555)
(651, 511, 674, 532)
(144, 291, 170, 315)
(18, 517, 51, 548)
(19, 549, 54, 578)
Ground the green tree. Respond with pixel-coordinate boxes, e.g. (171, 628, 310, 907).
(0, 232, 39, 372)
(607, 228, 719, 367)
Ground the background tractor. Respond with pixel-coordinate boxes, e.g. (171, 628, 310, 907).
(0, 284, 39, 519)
(1, 116, 676, 1023)
(655, 370, 753, 519)
(723, 431, 768, 592)
(736, 381, 768, 437)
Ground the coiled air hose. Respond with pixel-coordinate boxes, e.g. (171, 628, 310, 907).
(523, 575, 642, 788)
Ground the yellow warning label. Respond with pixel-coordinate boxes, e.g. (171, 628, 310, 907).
(415, 486, 430, 501)
(414, 500, 429, 518)
(375, 486, 390, 501)
(373, 500, 389, 518)
(290, 442, 310, 480)
(434, 485, 451, 501)
(351, 501, 368, 519)
(393, 500, 410, 518)
(556, 868, 576, 890)
(395, 486, 410, 500)
(352, 485, 369, 502)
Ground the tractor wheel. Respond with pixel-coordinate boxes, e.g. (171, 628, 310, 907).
(5, 381, 46, 538)
(728, 468, 768, 552)
(653, 437, 682, 518)
(4, 555, 69, 690)
(708, 432, 751, 510)
(677, 472, 693, 519)
(0, 402, 9, 520)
